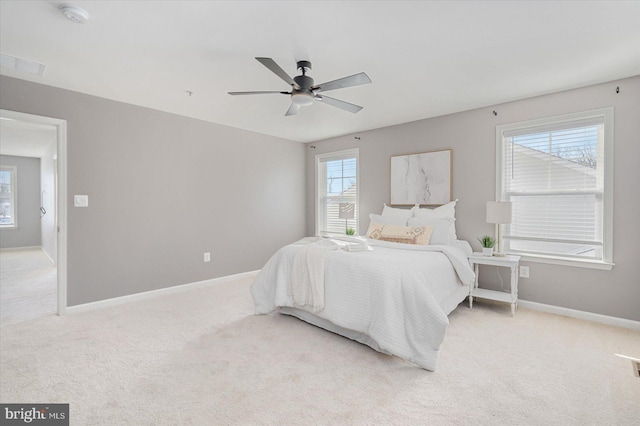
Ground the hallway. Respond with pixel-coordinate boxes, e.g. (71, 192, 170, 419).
(0, 247, 56, 325)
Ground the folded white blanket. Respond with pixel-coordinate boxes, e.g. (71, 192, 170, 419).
(290, 238, 338, 312)
(319, 235, 373, 252)
(341, 243, 373, 252)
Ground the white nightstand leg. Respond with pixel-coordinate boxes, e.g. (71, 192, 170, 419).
(510, 265, 518, 316)
(469, 264, 479, 309)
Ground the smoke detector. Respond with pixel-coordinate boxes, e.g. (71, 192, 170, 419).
(59, 4, 89, 24)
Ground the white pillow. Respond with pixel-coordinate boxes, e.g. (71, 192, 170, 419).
(369, 213, 408, 227)
(412, 199, 458, 240)
(407, 217, 454, 245)
(381, 203, 414, 219)
(412, 199, 457, 219)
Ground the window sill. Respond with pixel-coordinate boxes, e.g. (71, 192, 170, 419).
(515, 253, 614, 270)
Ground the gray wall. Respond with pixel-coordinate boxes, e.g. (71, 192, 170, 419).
(1, 76, 307, 306)
(41, 141, 56, 262)
(306, 75, 640, 322)
(0, 155, 41, 248)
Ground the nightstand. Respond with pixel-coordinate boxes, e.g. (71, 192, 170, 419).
(468, 253, 521, 315)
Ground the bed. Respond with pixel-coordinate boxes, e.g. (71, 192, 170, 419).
(251, 201, 475, 370)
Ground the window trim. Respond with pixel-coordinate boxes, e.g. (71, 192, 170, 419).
(0, 165, 18, 229)
(495, 107, 614, 270)
(315, 148, 359, 237)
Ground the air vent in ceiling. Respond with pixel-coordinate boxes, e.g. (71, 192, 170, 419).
(0, 53, 47, 76)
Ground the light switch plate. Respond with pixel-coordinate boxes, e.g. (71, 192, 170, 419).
(74, 195, 88, 207)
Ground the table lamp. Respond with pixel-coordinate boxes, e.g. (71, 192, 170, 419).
(339, 202, 355, 235)
(486, 201, 512, 257)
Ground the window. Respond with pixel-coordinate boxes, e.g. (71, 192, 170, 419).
(0, 166, 17, 228)
(316, 149, 359, 236)
(496, 108, 613, 268)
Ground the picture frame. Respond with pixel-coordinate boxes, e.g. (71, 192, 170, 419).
(390, 149, 452, 206)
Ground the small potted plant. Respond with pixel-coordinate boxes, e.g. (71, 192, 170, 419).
(346, 228, 356, 236)
(478, 235, 496, 256)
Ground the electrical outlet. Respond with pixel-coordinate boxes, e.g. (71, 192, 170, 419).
(616, 354, 640, 378)
(204, 252, 211, 263)
(519, 266, 530, 278)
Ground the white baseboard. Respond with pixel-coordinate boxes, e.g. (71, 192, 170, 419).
(518, 299, 640, 331)
(61, 272, 640, 331)
(0, 245, 41, 252)
(41, 246, 56, 265)
(66, 270, 260, 314)
(0, 246, 55, 264)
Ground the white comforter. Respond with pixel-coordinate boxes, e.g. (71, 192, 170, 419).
(250, 238, 475, 370)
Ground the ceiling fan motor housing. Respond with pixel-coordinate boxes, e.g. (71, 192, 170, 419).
(292, 65, 315, 105)
(294, 74, 314, 90)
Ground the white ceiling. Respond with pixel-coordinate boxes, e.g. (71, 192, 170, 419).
(1, 1, 639, 143)
(0, 117, 56, 158)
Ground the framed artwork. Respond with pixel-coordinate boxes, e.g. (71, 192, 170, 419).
(390, 149, 452, 206)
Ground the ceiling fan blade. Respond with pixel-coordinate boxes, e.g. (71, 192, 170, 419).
(285, 103, 300, 116)
(255, 57, 295, 86)
(315, 95, 363, 113)
(228, 91, 289, 95)
(313, 72, 371, 93)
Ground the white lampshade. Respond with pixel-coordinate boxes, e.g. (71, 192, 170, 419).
(339, 203, 355, 220)
(486, 201, 512, 224)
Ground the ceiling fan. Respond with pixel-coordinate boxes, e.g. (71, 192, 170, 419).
(228, 57, 371, 116)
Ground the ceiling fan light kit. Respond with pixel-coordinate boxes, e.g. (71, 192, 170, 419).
(228, 57, 371, 116)
(292, 92, 314, 106)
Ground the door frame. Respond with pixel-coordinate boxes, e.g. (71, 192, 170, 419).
(1, 109, 68, 315)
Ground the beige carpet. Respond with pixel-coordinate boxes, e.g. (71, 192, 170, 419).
(1, 273, 638, 425)
(0, 248, 56, 325)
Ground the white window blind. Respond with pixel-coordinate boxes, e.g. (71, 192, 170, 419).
(497, 108, 613, 265)
(316, 149, 358, 236)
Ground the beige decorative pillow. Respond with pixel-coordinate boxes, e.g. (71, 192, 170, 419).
(367, 223, 434, 245)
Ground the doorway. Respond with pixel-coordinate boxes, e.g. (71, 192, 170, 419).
(0, 109, 67, 319)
